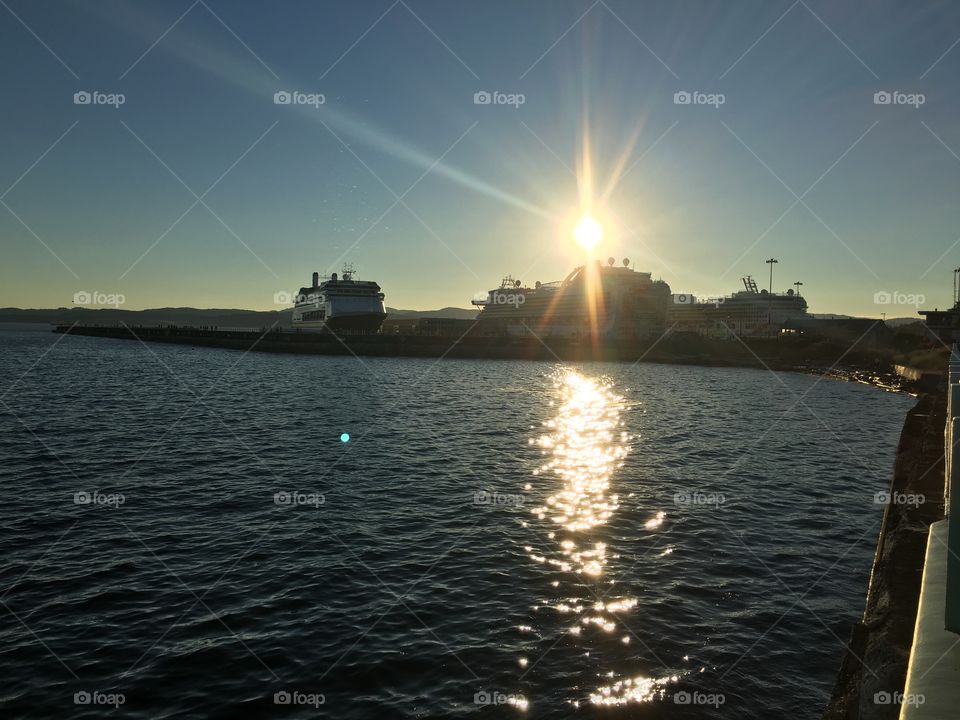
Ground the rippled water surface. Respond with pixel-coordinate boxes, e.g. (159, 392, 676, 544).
(0, 324, 915, 718)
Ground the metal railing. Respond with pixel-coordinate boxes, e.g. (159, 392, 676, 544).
(946, 345, 960, 633)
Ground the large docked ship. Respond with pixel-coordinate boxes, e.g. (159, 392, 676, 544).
(291, 266, 387, 332)
(472, 257, 672, 339)
(667, 275, 808, 337)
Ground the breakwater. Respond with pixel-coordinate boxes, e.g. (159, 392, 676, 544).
(51, 324, 911, 381)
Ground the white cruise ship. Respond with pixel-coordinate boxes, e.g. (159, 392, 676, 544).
(667, 275, 808, 337)
(291, 266, 387, 332)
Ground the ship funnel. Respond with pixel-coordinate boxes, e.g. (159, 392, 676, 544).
(312, 271, 319, 287)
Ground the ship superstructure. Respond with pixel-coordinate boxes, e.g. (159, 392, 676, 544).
(472, 257, 672, 338)
(292, 265, 387, 332)
(667, 274, 808, 337)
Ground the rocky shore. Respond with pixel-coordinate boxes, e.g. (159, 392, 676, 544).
(823, 384, 946, 719)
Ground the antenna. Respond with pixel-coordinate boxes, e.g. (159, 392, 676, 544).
(793, 281, 803, 297)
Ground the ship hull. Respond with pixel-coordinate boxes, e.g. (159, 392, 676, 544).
(296, 312, 387, 333)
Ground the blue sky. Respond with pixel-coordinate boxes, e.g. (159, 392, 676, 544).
(2, 0, 959, 315)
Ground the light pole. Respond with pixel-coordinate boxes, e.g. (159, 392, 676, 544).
(793, 281, 803, 296)
(765, 258, 778, 294)
(766, 258, 778, 335)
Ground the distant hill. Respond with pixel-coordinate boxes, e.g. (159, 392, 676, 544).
(0, 305, 478, 327)
(385, 306, 477, 319)
(811, 313, 920, 327)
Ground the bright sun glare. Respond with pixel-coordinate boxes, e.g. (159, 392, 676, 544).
(574, 215, 603, 251)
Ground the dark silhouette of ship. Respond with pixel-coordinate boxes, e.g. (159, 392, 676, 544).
(472, 257, 672, 338)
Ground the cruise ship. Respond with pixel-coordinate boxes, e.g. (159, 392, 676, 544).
(291, 266, 387, 332)
(667, 275, 808, 337)
(472, 257, 672, 338)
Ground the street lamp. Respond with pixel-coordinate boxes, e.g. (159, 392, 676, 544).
(765, 258, 778, 294)
(765, 258, 778, 336)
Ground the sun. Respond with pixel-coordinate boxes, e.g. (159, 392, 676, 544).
(574, 215, 603, 251)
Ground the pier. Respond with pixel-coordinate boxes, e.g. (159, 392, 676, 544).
(51, 322, 912, 376)
(51, 323, 660, 363)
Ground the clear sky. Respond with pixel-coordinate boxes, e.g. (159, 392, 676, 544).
(2, 0, 959, 316)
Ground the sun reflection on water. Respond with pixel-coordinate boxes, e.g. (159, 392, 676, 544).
(531, 371, 628, 541)
(522, 370, 679, 709)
